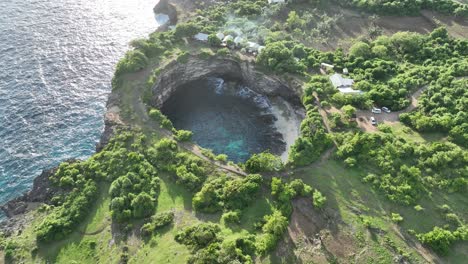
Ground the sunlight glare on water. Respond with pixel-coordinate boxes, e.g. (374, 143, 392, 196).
(0, 0, 162, 208)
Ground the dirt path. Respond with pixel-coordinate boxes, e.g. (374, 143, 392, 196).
(313, 92, 338, 146)
(355, 85, 428, 132)
(124, 70, 247, 177)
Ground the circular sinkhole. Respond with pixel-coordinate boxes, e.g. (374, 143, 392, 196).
(161, 77, 302, 163)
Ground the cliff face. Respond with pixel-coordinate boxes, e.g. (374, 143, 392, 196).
(153, 0, 178, 25)
(151, 56, 302, 108)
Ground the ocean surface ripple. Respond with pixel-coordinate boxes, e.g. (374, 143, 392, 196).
(0, 0, 161, 210)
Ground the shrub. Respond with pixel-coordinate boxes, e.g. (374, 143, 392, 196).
(175, 130, 193, 142)
(222, 211, 241, 224)
(417, 227, 457, 255)
(175, 223, 221, 249)
(149, 108, 173, 130)
(216, 48, 230, 56)
(391, 213, 404, 223)
(174, 22, 200, 39)
(262, 210, 288, 237)
(199, 48, 214, 59)
(115, 50, 148, 76)
(177, 51, 190, 63)
(245, 152, 283, 173)
(201, 148, 216, 160)
(215, 154, 228, 162)
(312, 189, 327, 209)
(131, 192, 155, 219)
(208, 33, 222, 47)
(141, 211, 174, 237)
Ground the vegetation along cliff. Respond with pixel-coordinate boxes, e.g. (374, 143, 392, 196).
(1, 0, 467, 263)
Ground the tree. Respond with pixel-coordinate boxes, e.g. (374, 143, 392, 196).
(312, 189, 326, 208)
(417, 227, 457, 255)
(174, 22, 200, 39)
(131, 192, 154, 218)
(256, 41, 306, 73)
(372, 45, 389, 59)
(115, 50, 148, 75)
(286, 11, 305, 30)
(208, 33, 221, 47)
(341, 105, 356, 119)
(262, 210, 288, 236)
(245, 152, 283, 173)
(349, 42, 371, 58)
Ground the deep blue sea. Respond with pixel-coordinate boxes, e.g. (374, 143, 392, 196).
(0, 0, 162, 210)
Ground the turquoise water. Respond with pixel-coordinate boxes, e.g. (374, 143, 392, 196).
(0, 0, 162, 209)
(161, 78, 285, 163)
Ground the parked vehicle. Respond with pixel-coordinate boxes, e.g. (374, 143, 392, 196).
(371, 107, 382, 114)
(382, 107, 391, 113)
(370, 116, 377, 125)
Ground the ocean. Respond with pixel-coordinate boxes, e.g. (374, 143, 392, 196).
(0, 0, 162, 211)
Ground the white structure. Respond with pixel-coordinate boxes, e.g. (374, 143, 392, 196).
(330, 73, 354, 89)
(268, 0, 286, 4)
(234, 36, 244, 46)
(338, 87, 363, 95)
(246, 41, 261, 53)
(194, 33, 209, 42)
(343, 68, 349, 75)
(216, 32, 225, 40)
(329, 73, 363, 95)
(320, 63, 334, 70)
(223, 35, 234, 44)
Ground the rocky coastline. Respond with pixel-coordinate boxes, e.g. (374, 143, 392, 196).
(1, 0, 303, 234)
(0, 1, 174, 232)
(0, 88, 124, 235)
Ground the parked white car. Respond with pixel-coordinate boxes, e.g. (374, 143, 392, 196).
(382, 107, 391, 113)
(371, 107, 382, 114)
(370, 116, 377, 126)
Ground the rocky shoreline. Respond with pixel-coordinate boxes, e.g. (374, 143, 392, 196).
(0, 0, 303, 234)
(0, 1, 173, 232)
(0, 89, 124, 235)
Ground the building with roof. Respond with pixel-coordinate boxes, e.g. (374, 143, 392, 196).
(194, 33, 209, 42)
(246, 41, 261, 53)
(330, 73, 354, 89)
(329, 73, 363, 95)
(216, 32, 225, 40)
(268, 0, 286, 4)
(320, 63, 334, 70)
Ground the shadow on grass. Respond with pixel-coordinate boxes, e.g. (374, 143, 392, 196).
(158, 172, 193, 211)
(34, 182, 113, 263)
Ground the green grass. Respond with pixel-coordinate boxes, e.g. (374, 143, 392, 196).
(390, 123, 446, 143)
(291, 159, 467, 263)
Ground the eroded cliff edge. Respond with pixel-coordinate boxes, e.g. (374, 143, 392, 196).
(152, 56, 303, 108)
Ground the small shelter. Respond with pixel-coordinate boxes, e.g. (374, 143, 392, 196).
(222, 35, 234, 44)
(320, 63, 334, 71)
(216, 32, 225, 40)
(246, 41, 261, 53)
(329, 73, 363, 95)
(194, 33, 209, 42)
(330, 73, 354, 89)
(268, 0, 286, 4)
(234, 36, 244, 46)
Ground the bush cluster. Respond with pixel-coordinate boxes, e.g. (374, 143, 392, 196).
(336, 132, 467, 204)
(192, 174, 263, 213)
(140, 211, 174, 237)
